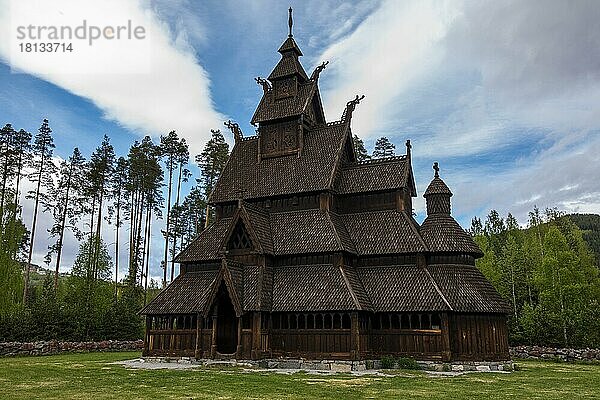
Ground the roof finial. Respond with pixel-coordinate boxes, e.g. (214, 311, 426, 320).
(433, 162, 440, 178)
(288, 7, 293, 37)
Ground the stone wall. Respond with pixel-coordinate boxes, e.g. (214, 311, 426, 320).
(510, 346, 600, 362)
(0, 340, 143, 357)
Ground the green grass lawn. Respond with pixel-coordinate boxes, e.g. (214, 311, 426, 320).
(1, 352, 599, 399)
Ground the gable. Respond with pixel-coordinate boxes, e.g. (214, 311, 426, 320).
(227, 220, 253, 251)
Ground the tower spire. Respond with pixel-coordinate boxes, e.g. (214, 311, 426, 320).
(288, 7, 293, 37)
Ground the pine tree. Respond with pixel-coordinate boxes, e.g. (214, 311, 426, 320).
(0, 124, 17, 229)
(24, 119, 56, 303)
(12, 129, 32, 218)
(126, 137, 163, 289)
(45, 147, 86, 290)
(169, 138, 190, 281)
(352, 135, 370, 161)
(196, 129, 229, 227)
(86, 135, 115, 282)
(372, 136, 395, 158)
(108, 157, 128, 299)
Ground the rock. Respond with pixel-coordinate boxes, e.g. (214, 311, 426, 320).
(476, 365, 491, 372)
(330, 363, 352, 373)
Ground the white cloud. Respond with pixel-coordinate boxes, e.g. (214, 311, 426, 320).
(315, 0, 600, 222)
(0, 0, 224, 154)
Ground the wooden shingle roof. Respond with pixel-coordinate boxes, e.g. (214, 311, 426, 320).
(337, 156, 410, 194)
(358, 265, 450, 312)
(427, 264, 511, 313)
(139, 270, 218, 314)
(342, 210, 427, 255)
(174, 218, 232, 262)
(272, 265, 370, 311)
(250, 81, 316, 124)
(210, 123, 348, 203)
(420, 214, 483, 256)
(424, 176, 452, 197)
(270, 209, 356, 255)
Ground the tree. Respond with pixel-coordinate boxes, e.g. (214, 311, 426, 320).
(0, 124, 17, 229)
(108, 157, 128, 299)
(352, 135, 370, 161)
(372, 136, 395, 158)
(11, 129, 32, 217)
(195, 129, 229, 228)
(125, 137, 163, 289)
(65, 235, 113, 339)
(24, 119, 56, 303)
(159, 131, 189, 285)
(169, 138, 190, 281)
(86, 135, 115, 283)
(45, 147, 86, 290)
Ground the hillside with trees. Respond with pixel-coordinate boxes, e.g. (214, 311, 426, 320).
(471, 208, 600, 348)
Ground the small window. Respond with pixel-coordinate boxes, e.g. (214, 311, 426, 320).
(431, 313, 441, 330)
(298, 314, 306, 329)
(307, 314, 314, 329)
(411, 314, 421, 329)
(401, 314, 410, 329)
(324, 314, 332, 329)
(315, 314, 323, 329)
(342, 314, 351, 329)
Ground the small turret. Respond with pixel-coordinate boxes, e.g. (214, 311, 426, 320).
(424, 162, 452, 215)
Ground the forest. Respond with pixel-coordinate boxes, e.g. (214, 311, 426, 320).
(472, 210, 600, 347)
(1, 120, 598, 348)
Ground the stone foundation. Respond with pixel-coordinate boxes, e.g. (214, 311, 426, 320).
(141, 357, 514, 372)
(0, 340, 144, 357)
(510, 346, 600, 362)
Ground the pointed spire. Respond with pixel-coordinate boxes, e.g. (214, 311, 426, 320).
(288, 7, 293, 37)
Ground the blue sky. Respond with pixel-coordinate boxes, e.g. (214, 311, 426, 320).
(1, 0, 599, 278)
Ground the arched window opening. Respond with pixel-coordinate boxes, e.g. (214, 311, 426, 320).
(342, 314, 351, 329)
(381, 314, 390, 330)
(391, 314, 401, 329)
(431, 313, 441, 330)
(307, 314, 314, 329)
(324, 314, 332, 329)
(316, 314, 323, 329)
(333, 313, 341, 329)
(411, 314, 420, 329)
(298, 314, 306, 329)
(401, 314, 410, 329)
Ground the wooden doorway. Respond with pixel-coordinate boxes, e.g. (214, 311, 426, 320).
(214, 283, 238, 354)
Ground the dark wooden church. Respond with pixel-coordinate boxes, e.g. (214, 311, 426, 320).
(141, 10, 510, 362)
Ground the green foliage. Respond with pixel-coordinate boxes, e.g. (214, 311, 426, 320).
(473, 207, 600, 347)
(352, 135, 370, 161)
(380, 355, 395, 369)
(395, 357, 421, 370)
(372, 136, 395, 158)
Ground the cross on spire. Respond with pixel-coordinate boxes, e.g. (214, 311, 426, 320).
(433, 162, 440, 178)
(288, 7, 293, 37)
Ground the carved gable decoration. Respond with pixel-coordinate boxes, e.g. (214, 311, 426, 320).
(274, 77, 298, 99)
(227, 220, 253, 250)
(259, 121, 302, 158)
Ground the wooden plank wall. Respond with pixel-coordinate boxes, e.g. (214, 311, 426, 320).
(448, 313, 510, 361)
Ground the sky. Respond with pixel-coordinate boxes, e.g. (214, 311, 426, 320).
(0, 0, 599, 281)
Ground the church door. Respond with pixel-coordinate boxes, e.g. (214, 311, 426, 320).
(214, 283, 238, 354)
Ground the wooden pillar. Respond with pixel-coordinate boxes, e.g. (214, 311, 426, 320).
(350, 312, 360, 360)
(211, 315, 218, 358)
(194, 313, 201, 359)
(441, 312, 451, 362)
(236, 316, 243, 358)
(143, 316, 151, 356)
(251, 312, 262, 360)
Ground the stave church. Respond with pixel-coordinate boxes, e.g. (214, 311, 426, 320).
(140, 9, 510, 362)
